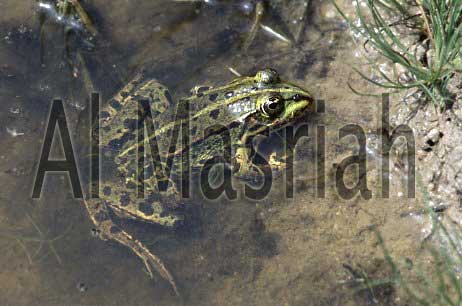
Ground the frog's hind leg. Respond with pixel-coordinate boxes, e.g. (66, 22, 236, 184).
(83, 196, 179, 296)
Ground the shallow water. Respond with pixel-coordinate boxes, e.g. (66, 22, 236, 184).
(0, 1, 425, 305)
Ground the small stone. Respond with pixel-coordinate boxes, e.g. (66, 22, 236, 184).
(91, 228, 101, 237)
(427, 128, 441, 144)
(325, 10, 335, 18)
(77, 282, 87, 293)
(6, 127, 24, 137)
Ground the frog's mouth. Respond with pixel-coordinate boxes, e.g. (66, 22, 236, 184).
(280, 97, 312, 123)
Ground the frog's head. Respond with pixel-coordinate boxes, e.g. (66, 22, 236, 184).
(187, 68, 312, 136)
(250, 69, 313, 128)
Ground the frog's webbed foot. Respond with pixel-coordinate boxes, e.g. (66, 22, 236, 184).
(234, 147, 289, 181)
(83, 199, 179, 296)
(268, 152, 287, 171)
(267, 152, 291, 179)
(233, 147, 266, 179)
(234, 159, 260, 178)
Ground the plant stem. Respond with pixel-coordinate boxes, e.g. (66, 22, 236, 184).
(416, 0, 434, 46)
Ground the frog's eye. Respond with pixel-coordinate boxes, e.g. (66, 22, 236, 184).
(261, 95, 284, 117)
(256, 69, 280, 84)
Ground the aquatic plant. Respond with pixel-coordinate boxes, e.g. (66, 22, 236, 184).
(173, 0, 296, 50)
(37, 0, 97, 82)
(381, 216, 462, 303)
(333, 0, 462, 107)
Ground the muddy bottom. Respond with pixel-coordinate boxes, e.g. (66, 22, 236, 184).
(0, 0, 426, 305)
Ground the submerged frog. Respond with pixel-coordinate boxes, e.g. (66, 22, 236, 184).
(84, 69, 312, 295)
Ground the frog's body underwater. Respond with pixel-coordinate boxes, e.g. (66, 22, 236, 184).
(83, 69, 312, 295)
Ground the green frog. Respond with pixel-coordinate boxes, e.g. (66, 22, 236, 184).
(83, 69, 312, 295)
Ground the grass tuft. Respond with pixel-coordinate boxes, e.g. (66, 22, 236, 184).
(333, 0, 462, 107)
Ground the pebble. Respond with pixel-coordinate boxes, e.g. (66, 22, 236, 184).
(77, 282, 87, 293)
(6, 127, 24, 137)
(325, 10, 336, 18)
(426, 128, 441, 144)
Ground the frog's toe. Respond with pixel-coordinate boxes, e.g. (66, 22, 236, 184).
(139, 244, 180, 297)
(268, 153, 287, 171)
(105, 225, 180, 296)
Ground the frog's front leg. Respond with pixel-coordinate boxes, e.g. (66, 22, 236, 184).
(234, 146, 254, 177)
(234, 127, 269, 177)
(83, 195, 179, 296)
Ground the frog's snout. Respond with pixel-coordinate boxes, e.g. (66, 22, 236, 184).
(293, 100, 310, 117)
(283, 95, 312, 120)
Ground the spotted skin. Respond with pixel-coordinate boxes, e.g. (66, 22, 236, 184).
(83, 69, 313, 296)
(85, 75, 181, 295)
